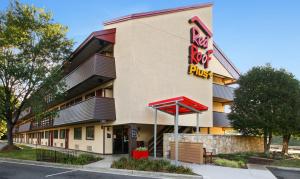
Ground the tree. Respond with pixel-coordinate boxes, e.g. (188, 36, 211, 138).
(0, 1, 73, 147)
(0, 86, 7, 139)
(0, 121, 7, 139)
(228, 64, 300, 154)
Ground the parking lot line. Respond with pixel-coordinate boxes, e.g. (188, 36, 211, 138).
(45, 169, 77, 177)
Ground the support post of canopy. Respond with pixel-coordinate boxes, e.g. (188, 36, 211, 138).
(196, 113, 200, 133)
(154, 108, 157, 158)
(174, 102, 179, 166)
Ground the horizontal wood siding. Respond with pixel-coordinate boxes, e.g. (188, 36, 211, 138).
(170, 142, 203, 164)
(64, 54, 116, 91)
(53, 97, 115, 126)
(18, 122, 31, 133)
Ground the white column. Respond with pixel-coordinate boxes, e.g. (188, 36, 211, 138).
(175, 103, 179, 166)
(196, 113, 200, 133)
(154, 109, 157, 158)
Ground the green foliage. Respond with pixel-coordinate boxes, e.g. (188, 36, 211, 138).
(0, 145, 37, 160)
(0, 146, 101, 165)
(135, 147, 148, 151)
(217, 152, 256, 163)
(111, 157, 195, 175)
(0, 0, 73, 144)
(0, 120, 7, 139)
(272, 158, 300, 168)
(213, 158, 246, 168)
(228, 64, 300, 152)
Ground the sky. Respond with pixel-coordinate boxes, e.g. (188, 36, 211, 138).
(1, 0, 300, 79)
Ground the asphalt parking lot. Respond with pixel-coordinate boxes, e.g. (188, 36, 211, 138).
(268, 167, 300, 179)
(0, 161, 153, 179)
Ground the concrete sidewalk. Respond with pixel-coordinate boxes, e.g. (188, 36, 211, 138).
(84, 154, 126, 168)
(183, 163, 276, 179)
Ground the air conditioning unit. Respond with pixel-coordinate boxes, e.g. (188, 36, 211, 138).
(75, 144, 79, 150)
(87, 146, 92, 152)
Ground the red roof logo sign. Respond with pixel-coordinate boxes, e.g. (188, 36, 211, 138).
(188, 16, 213, 79)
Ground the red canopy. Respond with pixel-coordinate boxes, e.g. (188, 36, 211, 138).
(148, 96, 208, 115)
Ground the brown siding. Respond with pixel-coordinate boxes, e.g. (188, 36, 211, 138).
(64, 54, 116, 91)
(18, 122, 31, 133)
(53, 97, 115, 126)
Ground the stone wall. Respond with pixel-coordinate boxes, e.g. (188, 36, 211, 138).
(163, 133, 264, 158)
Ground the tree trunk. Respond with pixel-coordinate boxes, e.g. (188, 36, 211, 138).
(263, 129, 268, 153)
(6, 121, 14, 146)
(282, 134, 291, 154)
(266, 132, 272, 152)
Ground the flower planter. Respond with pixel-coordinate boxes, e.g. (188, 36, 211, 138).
(132, 150, 149, 160)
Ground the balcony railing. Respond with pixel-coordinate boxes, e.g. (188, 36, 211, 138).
(18, 122, 31, 133)
(213, 84, 235, 102)
(31, 117, 54, 130)
(53, 97, 116, 126)
(213, 111, 231, 127)
(63, 54, 116, 98)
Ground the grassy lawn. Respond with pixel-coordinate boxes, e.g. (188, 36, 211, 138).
(0, 145, 36, 160)
(111, 157, 195, 175)
(214, 152, 300, 169)
(0, 145, 101, 165)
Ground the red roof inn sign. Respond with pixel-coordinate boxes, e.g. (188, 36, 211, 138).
(188, 16, 213, 79)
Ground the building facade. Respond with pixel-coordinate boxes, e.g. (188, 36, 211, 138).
(13, 3, 240, 156)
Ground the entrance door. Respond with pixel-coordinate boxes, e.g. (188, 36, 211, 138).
(37, 132, 41, 145)
(49, 131, 53, 147)
(113, 127, 129, 154)
(65, 129, 69, 149)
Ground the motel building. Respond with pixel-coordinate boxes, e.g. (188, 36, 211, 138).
(13, 3, 241, 156)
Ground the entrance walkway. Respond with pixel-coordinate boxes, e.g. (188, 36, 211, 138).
(0, 140, 7, 150)
(84, 154, 127, 169)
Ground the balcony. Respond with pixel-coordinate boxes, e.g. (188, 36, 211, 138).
(64, 54, 116, 98)
(18, 122, 31, 133)
(213, 112, 231, 127)
(53, 97, 115, 127)
(31, 117, 54, 131)
(213, 84, 235, 103)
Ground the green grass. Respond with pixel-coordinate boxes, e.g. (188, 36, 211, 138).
(213, 158, 246, 168)
(216, 152, 300, 168)
(111, 157, 195, 175)
(272, 158, 300, 168)
(0, 145, 101, 165)
(216, 152, 258, 163)
(0, 145, 37, 160)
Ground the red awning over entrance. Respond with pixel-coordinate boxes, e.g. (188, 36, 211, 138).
(148, 96, 208, 115)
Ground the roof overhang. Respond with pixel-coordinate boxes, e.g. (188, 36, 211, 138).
(148, 96, 208, 115)
(66, 28, 116, 72)
(103, 3, 213, 26)
(213, 42, 241, 80)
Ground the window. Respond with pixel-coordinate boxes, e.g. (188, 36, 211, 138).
(86, 126, 95, 140)
(74, 97, 82, 104)
(96, 89, 103, 97)
(85, 91, 95, 99)
(74, 127, 82, 140)
(45, 131, 49, 139)
(54, 130, 58, 139)
(41, 132, 44, 139)
(60, 129, 66, 139)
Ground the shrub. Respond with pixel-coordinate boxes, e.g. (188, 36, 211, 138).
(135, 147, 148, 151)
(111, 157, 195, 175)
(213, 158, 246, 168)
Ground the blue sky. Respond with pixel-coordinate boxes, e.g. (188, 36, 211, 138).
(1, 0, 300, 79)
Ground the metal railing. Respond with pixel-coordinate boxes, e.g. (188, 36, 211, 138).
(36, 147, 78, 163)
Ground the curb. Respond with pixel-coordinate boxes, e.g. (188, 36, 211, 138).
(0, 157, 202, 179)
(0, 157, 83, 169)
